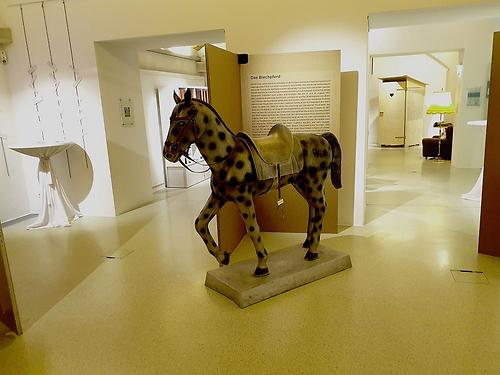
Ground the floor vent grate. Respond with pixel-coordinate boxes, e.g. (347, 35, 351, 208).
(450, 269, 489, 284)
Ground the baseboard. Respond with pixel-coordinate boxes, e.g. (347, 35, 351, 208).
(2, 213, 37, 227)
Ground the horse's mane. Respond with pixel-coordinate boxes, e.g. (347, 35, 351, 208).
(191, 98, 237, 137)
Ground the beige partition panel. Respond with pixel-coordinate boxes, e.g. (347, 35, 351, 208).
(479, 32, 500, 257)
(0, 224, 22, 334)
(206, 44, 246, 253)
(338, 71, 358, 227)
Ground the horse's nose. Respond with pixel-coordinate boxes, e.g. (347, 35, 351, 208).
(163, 143, 173, 160)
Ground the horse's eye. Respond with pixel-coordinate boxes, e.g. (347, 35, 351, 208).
(177, 121, 185, 126)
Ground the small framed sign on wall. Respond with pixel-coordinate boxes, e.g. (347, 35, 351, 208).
(120, 98, 134, 126)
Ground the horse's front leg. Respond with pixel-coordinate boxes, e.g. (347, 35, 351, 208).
(195, 193, 229, 265)
(234, 198, 269, 277)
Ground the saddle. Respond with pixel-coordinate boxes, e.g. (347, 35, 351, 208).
(237, 124, 304, 181)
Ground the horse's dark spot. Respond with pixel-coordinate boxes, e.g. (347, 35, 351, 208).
(218, 132, 226, 141)
(229, 177, 238, 187)
(319, 197, 324, 203)
(311, 197, 317, 203)
(235, 145, 244, 153)
(200, 228, 206, 234)
(203, 213, 209, 219)
(313, 179, 319, 185)
(219, 170, 227, 180)
(214, 156, 224, 163)
(212, 179, 218, 187)
(321, 206, 326, 212)
(315, 215, 321, 223)
(303, 150, 308, 157)
(322, 173, 327, 180)
(207, 202, 214, 209)
(236, 160, 244, 169)
(252, 213, 255, 219)
(288, 176, 295, 183)
(218, 186, 226, 195)
(320, 161, 327, 169)
(312, 227, 318, 233)
(300, 140, 307, 146)
(257, 251, 265, 259)
(245, 173, 253, 183)
(226, 158, 234, 167)
(243, 213, 249, 219)
(258, 237, 261, 242)
(172, 128, 179, 136)
(249, 226, 254, 232)
(319, 224, 323, 230)
(226, 146, 232, 153)
(309, 167, 318, 176)
(207, 129, 214, 136)
(204, 115, 209, 124)
(318, 184, 323, 191)
(307, 187, 313, 193)
(245, 200, 252, 207)
(236, 195, 245, 202)
(238, 185, 246, 194)
(208, 142, 216, 151)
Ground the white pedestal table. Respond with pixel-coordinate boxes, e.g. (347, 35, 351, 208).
(9, 142, 82, 229)
(461, 120, 487, 202)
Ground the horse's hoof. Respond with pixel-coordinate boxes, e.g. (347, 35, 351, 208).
(304, 251, 319, 261)
(302, 239, 310, 248)
(221, 251, 231, 265)
(253, 267, 270, 277)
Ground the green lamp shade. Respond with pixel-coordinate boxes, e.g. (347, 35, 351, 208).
(426, 92, 456, 114)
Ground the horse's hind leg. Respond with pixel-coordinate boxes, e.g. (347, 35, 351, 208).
(292, 178, 316, 250)
(234, 198, 269, 277)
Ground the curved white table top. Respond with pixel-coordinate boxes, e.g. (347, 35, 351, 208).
(467, 120, 487, 126)
(9, 142, 74, 159)
(462, 120, 487, 202)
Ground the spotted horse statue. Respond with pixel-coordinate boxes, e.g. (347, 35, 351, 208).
(163, 89, 341, 277)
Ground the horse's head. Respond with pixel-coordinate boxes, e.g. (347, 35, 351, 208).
(163, 89, 207, 162)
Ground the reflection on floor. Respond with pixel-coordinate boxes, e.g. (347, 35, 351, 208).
(1, 147, 499, 374)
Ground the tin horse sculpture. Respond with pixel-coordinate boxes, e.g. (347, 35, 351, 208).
(163, 89, 341, 277)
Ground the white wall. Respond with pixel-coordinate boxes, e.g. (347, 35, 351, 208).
(368, 54, 449, 145)
(140, 69, 205, 188)
(0, 64, 30, 222)
(3, 1, 116, 217)
(370, 18, 500, 168)
(2, 0, 499, 223)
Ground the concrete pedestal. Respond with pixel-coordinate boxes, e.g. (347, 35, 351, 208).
(205, 244, 352, 308)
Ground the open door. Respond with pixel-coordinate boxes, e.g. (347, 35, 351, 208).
(0, 224, 22, 334)
(205, 44, 246, 253)
(479, 32, 500, 257)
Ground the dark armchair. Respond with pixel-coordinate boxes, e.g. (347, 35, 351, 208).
(422, 125, 453, 160)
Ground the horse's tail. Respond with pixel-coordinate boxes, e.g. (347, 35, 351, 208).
(321, 132, 342, 189)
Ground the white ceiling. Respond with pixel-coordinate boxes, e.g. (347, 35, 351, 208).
(369, 3, 500, 30)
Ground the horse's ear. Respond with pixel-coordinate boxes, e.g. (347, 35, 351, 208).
(184, 88, 192, 103)
(173, 91, 181, 104)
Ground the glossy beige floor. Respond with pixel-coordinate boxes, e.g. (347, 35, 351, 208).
(1, 147, 499, 374)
